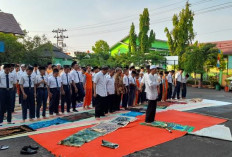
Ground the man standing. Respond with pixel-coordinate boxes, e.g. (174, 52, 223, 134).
(60, 65, 72, 113)
(172, 69, 183, 99)
(93, 66, 108, 119)
(167, 70, 174, 100)
(20, 66, 36, 122)
(144, 65, 160, 123)
(92, 66, 99, 107)
(106, 69, 115, 113)
(35, 66, 48, 119)
(128, 71, 136, 107)
(122, 68, 129, 109)
(83, 66, 92, 109)
(0, 64, 17, 125)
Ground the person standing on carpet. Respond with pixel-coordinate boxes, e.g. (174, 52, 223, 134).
(70, 61, 82, 112)
(93, 66, 108, 119)
(83, 66, 92, 109)
(128, 71, 136, 107)
(106, 69, 115, 113)
(60, 65, 72, 113)
(0, 64, 17, 125)
(114, 68, 124, 111)
(172, 69, 183, 100)
(181, 74, 189, 99)
(47, 69, 62, 116)
(122, 68, 129, 110)
(134, 72, 140, 106)
(157, 71, 163, 102)
(162, 71, 169, 102)
(167, 70, 174, 100)
(20, 66, 36, 122)
(140, 65, 150, 104)
(91, 66, 99, 108)
(144, 65, 160, 123)
(35, 66, 48, 119)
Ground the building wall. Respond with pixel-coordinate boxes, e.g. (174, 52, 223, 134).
(110, 37, 169, 56)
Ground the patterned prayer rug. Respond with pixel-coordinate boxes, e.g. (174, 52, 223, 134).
(140, 121, 195, 133)
(59, 128, 103, 147)
(0, 125, 34, 138)
(60, 112, 94, 122)
(28, 118, 69, 130)
(91, 122, 121, 134)
(121, 111, 144, 117)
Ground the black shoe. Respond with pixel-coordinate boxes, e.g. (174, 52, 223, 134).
(73, 109, 78, 112)
(28, 145, 39, 150)
(21, 147, 37, 155)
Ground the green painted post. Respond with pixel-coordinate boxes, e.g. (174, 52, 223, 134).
(219, 70, 223, 85)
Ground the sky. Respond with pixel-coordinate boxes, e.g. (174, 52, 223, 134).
(1, 0, 232, 53)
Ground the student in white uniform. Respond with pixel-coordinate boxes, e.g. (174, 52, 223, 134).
(0, 64, 17, 125)
(167, 70, 174, 100)
(60, 65, 72, 113)
(19, 66, 36, 122)
(182, 74, 189, 99)
(106, 69, 115, 113)
(122, 68, 129, 109)
(144, 65, 160, 123)
(172, 69, 184, 99)
(47, 69, 62, 116)
(35, 66, 48, 119)
(128, 71, 136, 107)
(91, 66, 99, 107)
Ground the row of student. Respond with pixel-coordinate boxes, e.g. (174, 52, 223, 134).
(0, 62, 188, 125)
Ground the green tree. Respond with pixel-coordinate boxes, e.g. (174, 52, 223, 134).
(183, 42, 218, 85)
(148, 29, 155, 48)
(92, 40, 110, 55)
(22, 34, 53, 65)
(138, 8, 150, 54)
(164, 2, 195, 67)
(128, 23, 137, 53)
(0, 32, 25, 64)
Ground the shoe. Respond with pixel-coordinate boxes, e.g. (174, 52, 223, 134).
(21, 146, 37, 155)
(28, 145, 39, 150)
(73, 109, 78, 112)
(0, 145, 9, 150)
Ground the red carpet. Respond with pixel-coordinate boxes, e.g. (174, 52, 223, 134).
(30, 110, 226, 157)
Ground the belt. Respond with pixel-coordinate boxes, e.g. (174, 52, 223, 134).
(0, 88, 13, 91)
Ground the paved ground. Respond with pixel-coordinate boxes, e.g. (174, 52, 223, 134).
(1, 87, 232, 157)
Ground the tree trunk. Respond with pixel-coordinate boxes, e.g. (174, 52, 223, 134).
(198, 73, 203, 88)
(194, 72, 197, 85)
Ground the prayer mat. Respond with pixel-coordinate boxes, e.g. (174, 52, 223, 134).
(121, 111, 144, 117)
(59, 128, 103, 147)
(60, 112, 94, 122)
(157, 106, 168, 109)
(126, 108, 146, 113)
(101, 140, 119, 149)
(0, 125, 34, 138)
(157, 101, 187, 107)
(28, 118, 69, 130)
(140, 121, 195, 133)
(110, 116, 136, 126)
(91, 122, 121, 134)
(30, 111, 226, 157)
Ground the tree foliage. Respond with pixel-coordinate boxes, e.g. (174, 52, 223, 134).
(92, 40, 110, 55)
(164, 2, 195, 67)
(128, 23, 137, 53)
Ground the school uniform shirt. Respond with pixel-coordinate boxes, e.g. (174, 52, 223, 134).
(123, 75, 129, 87)
(182, 76, 188, 83)
(48, 76, 62, 88)
(70, 70, 81, 83)
(36, 75, 48, 88)
(10, 71, 18, 83)
(32, 70, 40, 77)
(17, 71, 26, 81)
(167, 73, 173, 84)
(92, 72, 96, 82)
(145, 73, 160, 100)
(0, 72, 17, 88)
(129, 76, 136, 85)
(106, 75, 115, 95)
(60, 73, 72, 85)
(94, 71, 107, 97)
(175, 72, 182, 82)
(19, 74, 36, 87)
(141, 73, 149, 84)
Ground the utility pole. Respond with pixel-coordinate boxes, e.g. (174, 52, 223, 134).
(52, 28, 68, 50)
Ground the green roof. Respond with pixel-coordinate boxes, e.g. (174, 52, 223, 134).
(110, 35, 169, 56)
